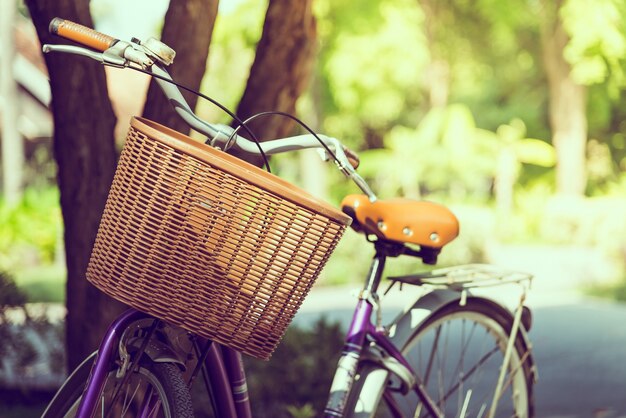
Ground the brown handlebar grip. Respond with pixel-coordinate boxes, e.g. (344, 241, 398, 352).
(49, 17, 118, 52)
(343, 146, 360, 169)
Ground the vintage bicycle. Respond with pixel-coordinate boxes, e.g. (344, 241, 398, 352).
(40, 18, 537, 418)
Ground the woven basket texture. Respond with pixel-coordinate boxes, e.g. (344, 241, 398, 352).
(87, 119, 349, 359)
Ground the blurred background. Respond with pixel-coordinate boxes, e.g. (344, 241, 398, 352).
(1, 0, 625, 416)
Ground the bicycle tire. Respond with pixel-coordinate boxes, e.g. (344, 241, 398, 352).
(42, 354, 194, 418)
(346, 299, 534, 418)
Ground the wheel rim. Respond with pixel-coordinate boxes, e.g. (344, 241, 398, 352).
(61, 366, 172, 418)
(397, 310, 529, 418)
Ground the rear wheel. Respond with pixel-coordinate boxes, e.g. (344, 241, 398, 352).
(347, 301, 534, 417)
(43, 354, 194, 418)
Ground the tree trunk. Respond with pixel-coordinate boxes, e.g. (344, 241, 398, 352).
(420, 0, 450, 109)
(142, 0, 218, 134)
(541, 1, 587, 196)
(232, 0, 317, 166)
(25, 0, 125, 370)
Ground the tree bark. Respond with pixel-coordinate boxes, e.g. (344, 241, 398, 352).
(232, 0, 317, 166)
(142, 0, 218, 134)
(25, 0, 125, 370)
(540, 1, 587, 196)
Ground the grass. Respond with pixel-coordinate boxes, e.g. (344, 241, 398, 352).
(13, 264, 66, 304)
(587, 278, 626, 302)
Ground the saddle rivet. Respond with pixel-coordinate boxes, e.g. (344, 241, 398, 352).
(402, 227, 413, 236)
(430, 232, 440, 242)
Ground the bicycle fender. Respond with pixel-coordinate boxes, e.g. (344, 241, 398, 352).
(128, 337, 187, 370)
(386, 289, 537, 382)
(386, 288, 461, 348)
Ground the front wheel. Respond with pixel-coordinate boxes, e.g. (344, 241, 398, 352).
(347, 300, 534, 417)
(43, 354, 194, 418)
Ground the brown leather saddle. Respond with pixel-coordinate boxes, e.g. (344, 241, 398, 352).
(340, 194, 459, 249)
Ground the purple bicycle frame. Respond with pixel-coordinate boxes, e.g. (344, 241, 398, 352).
(323, 248, 443, 418)
(75, 303, 437, 418)
(74, 308, 253, 418)
(322, 297, 411, 417)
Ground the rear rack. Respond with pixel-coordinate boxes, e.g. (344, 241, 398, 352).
(387, 264, 533, 291)
(386, 263, 537, 395)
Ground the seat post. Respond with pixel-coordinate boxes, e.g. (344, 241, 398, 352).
(362, 241, 398, 295)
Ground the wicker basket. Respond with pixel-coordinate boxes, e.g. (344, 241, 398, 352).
(87, 117, 351, 359)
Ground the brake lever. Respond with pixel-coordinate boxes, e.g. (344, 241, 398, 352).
(319, 137, 378, 202)
(43, 44, 126, 67)
(43, 41, 157, 70)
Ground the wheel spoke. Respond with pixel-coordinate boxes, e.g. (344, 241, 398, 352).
(120, 380, 141, 416)
(423, 325, 442, 385)
(346, 304, 532, 418)
(440, 345, 500, 405)
(402, 306, 530, 418)
(437, 321, 451, 411)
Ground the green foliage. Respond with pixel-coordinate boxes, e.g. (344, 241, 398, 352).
(358, 104, 498, 201)
(243, 318, 344, 418)
(196, 0, 268, 124)
(541, 193, 626, 299)
(588, 280, 626, 301)
(495, 118, 556, 167)
(316, 0, 427, 147)
(14, 265, 66, 304)
(0, 187, 61, 271)
(523, 189, 626, 298)
(323, 2, 427, 124)
(0, 271, 27, 367)
(495, 181, 553, 243)
(588, 91, 626, 180)
(433, 0, 547, 140)
(286, 403, 315, 418)
(0, 271, 27, 308)
(438, 205, 493, 265)
(512, 138, 556, 167)
(197, 0, 622, 214)
(561, 0, 626, 92)
(540, 195, 626, 256)
(319, 229, 374, 286)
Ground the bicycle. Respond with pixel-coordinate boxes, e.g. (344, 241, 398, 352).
(40, 18, 537, 418)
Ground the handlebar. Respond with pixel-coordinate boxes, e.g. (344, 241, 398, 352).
(49, 18, 118, 52)
(43, 18, 375, 200)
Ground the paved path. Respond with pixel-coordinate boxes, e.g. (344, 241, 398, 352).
(531, 302, 626, 417)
